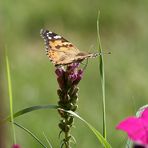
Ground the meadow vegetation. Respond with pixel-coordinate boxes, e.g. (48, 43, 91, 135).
(1, 0, 148, 147)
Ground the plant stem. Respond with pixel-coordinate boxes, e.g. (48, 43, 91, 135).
(6, 52, 16, 144)
(97, 12, 107, 139)
(65, 118, 70, 148)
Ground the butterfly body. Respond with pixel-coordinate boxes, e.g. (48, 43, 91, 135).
(40, 29, 98, 66)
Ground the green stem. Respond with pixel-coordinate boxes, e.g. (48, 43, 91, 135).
(100, 57, 106, 139)
(63, 115, 71, 148)
(65, 121, 70, 148)
(6, 52, 16, 144)
(97, 12, 107, 139)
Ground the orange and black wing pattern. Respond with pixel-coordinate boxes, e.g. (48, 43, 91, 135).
(40, 29, 98, 66)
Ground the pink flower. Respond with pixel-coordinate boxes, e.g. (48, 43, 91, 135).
(116, 108, 148, 146)
(12, 144, 21, 148)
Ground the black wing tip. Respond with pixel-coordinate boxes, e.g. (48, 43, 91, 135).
(40, 29, 49, 37)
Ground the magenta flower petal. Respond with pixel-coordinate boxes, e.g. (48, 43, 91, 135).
(116, 108, 148, 145)
(12, 144, 21, 148)
(117, 117, 147, 143)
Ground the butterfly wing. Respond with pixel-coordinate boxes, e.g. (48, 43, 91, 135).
(40, 29, 80, 65)
(40, 29, 98, 66)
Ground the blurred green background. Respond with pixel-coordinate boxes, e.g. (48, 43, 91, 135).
(1, 0, 148, 147)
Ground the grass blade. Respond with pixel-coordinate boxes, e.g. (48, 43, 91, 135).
(97, 11, 107, 139)
(59, 109, 112, 148)
(43, 132, 53, 148)
(2, 104, 58, 123)
(13, 122, 48, 148)
(5, 51, 16, 144)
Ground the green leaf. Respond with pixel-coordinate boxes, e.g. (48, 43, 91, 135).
(13, 121, 48, 148)
(59, 109, 112, 148)
(2, 104, 58, 123)
(5, 50, 16, 144)
(97, 11, 107, 139)
(43, 132, 53, 148)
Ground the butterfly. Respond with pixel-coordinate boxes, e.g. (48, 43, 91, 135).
(40, 29, 99, 66)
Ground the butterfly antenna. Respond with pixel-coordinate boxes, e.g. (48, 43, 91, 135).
(88, 44, 95, 52)
(98, 51, 111, 55)
(81, 59, 88, 71)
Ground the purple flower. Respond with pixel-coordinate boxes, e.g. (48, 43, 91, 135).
(73, 69, 83, 85)
(55, 67, 65, 89)
(68, 73, 77, 82)
(67, 63, 80, 71)
(68, 69, 83, 85)
(56, 63, 84, 147)
(12, 144, 21, 148)
(55, 63, 83, 89)
(67, 63, 83, 85)
(55, 67, 65, 77)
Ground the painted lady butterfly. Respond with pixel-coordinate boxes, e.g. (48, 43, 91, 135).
(40, 29, 98, 66)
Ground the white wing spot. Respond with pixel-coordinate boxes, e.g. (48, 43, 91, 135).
(54, 35, 61, 39)
(47, 35, 52, 40)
